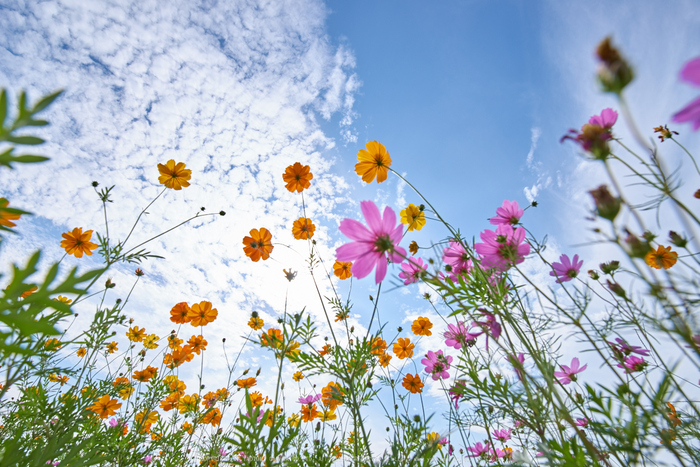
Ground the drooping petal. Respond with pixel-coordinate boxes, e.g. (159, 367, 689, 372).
(339, 218, 374, 242)
(680, 57, 700, 87)
(672, 96, 700, 130)
(361, 201, 383, 235)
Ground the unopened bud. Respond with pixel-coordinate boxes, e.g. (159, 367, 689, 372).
(669, 231, 688, 248)
(589, 185, 620, 221)
(596, 37, 633, 94)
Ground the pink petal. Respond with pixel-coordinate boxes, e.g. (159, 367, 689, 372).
(336, 242, 370, 261)
(374, 256, 388, 283)
(339, 218, 374, 242)
(351, 252, 381, 279)
(381, 205, 397, 233)
(361, 201, 382, 234)
(680, 57, 700, 87)
(600, 108, 618, 128)
(672, 96, 700, 130)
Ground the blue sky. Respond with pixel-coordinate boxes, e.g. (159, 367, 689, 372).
(2, 0, 700, 457)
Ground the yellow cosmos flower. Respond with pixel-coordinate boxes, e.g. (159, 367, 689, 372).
(292, 217, 315, 240)
(142, 334, 159, 349)
(76, 347, 87, 357)
(157, 159, 191, 190)
(392, 337, 414, 359)
(60, 228, 98, 258)
(333, 260, 352, 280)
(106, 342, 118, 354)
(645, 245, 678, 269)
(248, 316, 264, 330)
(320, 408, 336, 421)
(127, 326, 146, 342)
(250, 391, 264, 407)
(292, 371, 304, 381)
(54, 295, 73, 304)
(49, 374, 69, 386)
(400, 204, 426, 231)
(354, 141, 391, 183)
(288, 413, 301, 427)
(411, 317, 433, 336)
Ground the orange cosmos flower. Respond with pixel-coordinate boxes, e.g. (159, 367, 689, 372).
(333, 260, 352, 280)
(106, 342, 118, 354)
(292, 217, 315, 240)
(202, 408, 222, 426)
(20, 285, 38, 298)
(402, 373, 423, 394)
(135, 410, 159, 433)
(169, 302, 192, 324)
(293, 371, 304, 381)
(187, 301, 218, 326)
(645, 245, 678, 269)
(157, 159, 191, 190)
(321, 382, 344, 410)
(76, 347, 87, 357)
(181, 421, 194, 434)
(411, 317, 433, 336)
(378, 352, 392, 368)
(242, 227, 274, 262)
(132, 366, 158, 382)
(160, 392, 181, 411)
(248, 316, 264, 330)
(187, 334, 208, 354)
(282, 162, 313, 193)
(355, 140, 391, 183)
(60, 228, 98, 258)
(164, 346, 195, 368)
(301, 403, 319, 422)
(260, 328, 284, 348)
(393, 338, 414, 359)
(237, 377, 257, 389)
(370, 337, 387, 356)
(87, 395, 122, 419)
(0, 198, 21, 228)
(318, 344, 332, 356)
(250, 391, 264, 407)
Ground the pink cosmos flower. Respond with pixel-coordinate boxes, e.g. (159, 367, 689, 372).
(337, 200, 406, 283)
(492, 428, 511, 442)
(471, 311, 501, 351)
(490, 448, 506, 462)
(298, 394, 322, 405)
(618, 355, 647, 373)
(219, 448, 229, 456)
(444, 321, 478, 349)
(143, 456, 153, 464)
(490, 200, 524, 226)
(575, 418, 588, 427)
(398, 257, 427, 285)
(442, 240, 474, 278)
(421, 350, 452, 380)
(549, 254, 583, 283)
(514, 420, 524, 428)
(108, 417, 119, 428)
(509, 353, 525, 381)
(466, 441, 490, 457)
(673, 57, 700, 130)
(608, 337, 650, 358)
(448, 380, 468, 408)
(588, 108, 618, 128)
(553, 357, 587, 385)
(474, 224, 530, 272)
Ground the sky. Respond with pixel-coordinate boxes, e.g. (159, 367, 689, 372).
(1, 0, 700, 459)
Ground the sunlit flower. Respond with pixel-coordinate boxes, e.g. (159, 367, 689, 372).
(0, 198, 21, 228)
(672, 57, 700, 130)
(187, 334, 207, 354)
(378, 352, 392, 368)
(561, 108, 618, 160)
(336, 200, 406, 284)
(355, 140, 391, 183)
(135, 410, 159, 433)
(248, 316, 264, 330)
(654, 125, 679, 142)
(442, 240, 473, 279)
(370, 337, 387, 356)
(54, 295, 72, 304)
(409, 240, 419, 256)
(21, 285, 38, 298)
(187, 301, 218, 326)
(127, 326, 146, 342)
(393, 338, 414, 359)
(76, 347, 87, 357)
(490, 200, 524, 226)
(113, 377, 134, 400)
(645, 245, 678, 269)
(618, 355, 647, 373)
(301, 403, 319, 422)
(106, 342, 118, 354)
(443, 321, 478, 349)
(474, 224, 530, 272)
(292, 371, 304, 381)
(242, 227, 274, 262)
(181, 421, 193, 434)
(398, 257, 427, 285)
(282, 162, 313, 193)
(133, 366, 158, 383)
(667, 402, 682, 427)
(288, 413, 301, 427)
(160, 392, 181, 411)
(143, 334, 159, 349)
(411, 317, 433, 336)
(87, 395, 122, 419)
(554, 357, 587, 384)
(333, 260, 352, 280)
(163, 346, 195, 368)
(402, 373, 423, 394)
(261, 328, 284, 348)
(202, 408, 222, 426)
(318, 344, 332, 356)
(178, 394, 200, 414)
(421, 350, 452, 380)
(292, 217, 315, 240)
(157, 159, 191, 190)
(167, 334, 183, 350)
(400, 204, 426, 231)
(493, 428, 511, 442)
(60, 228, 99, 258)
(321, 382, 344, 410)
(249, 391, 264, 407)
(169, 302, 192, 324)
(550, 254, 583, 283)
(48, 374, 69, 386)
(320, 408, 337, 421)
(466, 442, 490, 457)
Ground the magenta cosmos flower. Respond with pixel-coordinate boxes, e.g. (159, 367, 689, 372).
(298, 394, 322, 405)
(492, 428, 511, 442)
(617, 355, 647, 373)
(442, 240, 474, 277)
(588, 108, 618, 129)
(466, 441, 490, 457)
(337, 200, 406, 283)
(421, 350, 452, 380)
(490, 200, 524, 226)
(398, 257, 427, 285)
(474, 224, 530, 272)
(444, 321, 478, 349)
(554, 357, 587, 385)
(509, 352, 525, 381)
(673, 57, 700, 130)
(549, 254, 583, 283)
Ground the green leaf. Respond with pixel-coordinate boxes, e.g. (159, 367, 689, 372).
(5, 135, 44, 145)
(10, 155, 49, 164)
(31, 89, 63, 114)
(0, 89, 6, 129)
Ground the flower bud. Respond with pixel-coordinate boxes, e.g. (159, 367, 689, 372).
(669, 231, 688, 248)
(599, 261, 620, 275)
(596, 37, 633, 94)
(624, 230, 651, 258)
(589, 185, 620, 221)
(91, 181, 99, 187)
(588, 269, 600, 280)
(606, 280, 627, 300)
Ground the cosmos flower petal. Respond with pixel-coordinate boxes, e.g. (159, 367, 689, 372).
(680, 57, 700, 87)
(336, 242, 370, 262)
(672, 96, 700, 130)
(361, 200, 383, 234)
(374, 256, 388, 283)
(338, 218, 374, 242)
(351, 253, 381, 279)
